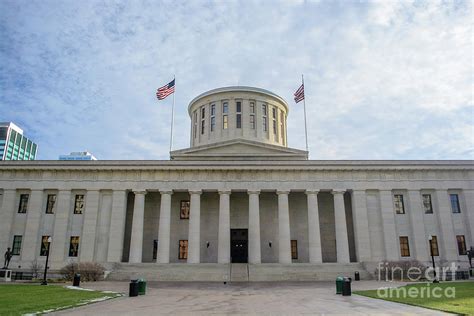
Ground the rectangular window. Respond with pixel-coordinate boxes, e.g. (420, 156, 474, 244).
(222, 102, 228, 114)
(262, 104, 267, 116)
(249, 102, 255, 113)
(193, 111, 197, 139)
(263, 117, 267, 131)
(45, 194, 56, 214)
(18, 194, 29, 213)
(429, 236, 439, 256)
(236, 101, 242, 129)
(153, 239, 158, 260)
(456, 235, 467, 255)
(399, 236, 410, 257)
(12, 235, 22, 255)
(250, 115, 255, 129)
(394, 194, 405, 214)
(262, 104, 267, 132)
(69, 236, 80, 257)
(291, 240, 298, 259)
(450, 194, 461, 213)
(223, 115, 228, 129)
(422, 194, 433, 214)
(210, 104, 216, 132)
(40, 235, 50, 256)
(74, 195, 84, 214)
(280, 112, 285, 142)
(179, 240, 188, 259)
(201, 107, 205, 135)
(180, 200, 190, 219)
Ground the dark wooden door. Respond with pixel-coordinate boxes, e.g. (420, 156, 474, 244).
(231, 229, 248, 263)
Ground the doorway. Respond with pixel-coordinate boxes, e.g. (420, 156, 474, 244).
(231, 229, 248, 263)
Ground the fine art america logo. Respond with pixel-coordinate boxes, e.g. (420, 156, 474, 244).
(375, 261, 460, 299)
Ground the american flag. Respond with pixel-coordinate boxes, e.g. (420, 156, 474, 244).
(156, 79, 175, 100)
(294, 83, 304, 103)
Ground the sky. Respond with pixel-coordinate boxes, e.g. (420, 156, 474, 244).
(0, 0, 472, 160)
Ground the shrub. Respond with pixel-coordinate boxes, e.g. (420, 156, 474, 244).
(60, 262, 105, 282)
(29, 260, 44, 279)
(375, 260, 428, 281)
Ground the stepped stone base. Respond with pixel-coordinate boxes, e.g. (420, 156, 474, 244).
(107, 263, 371, 282)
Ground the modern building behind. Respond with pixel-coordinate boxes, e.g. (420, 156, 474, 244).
(0, 122, 38, 161)
(59, 151, 97, 161)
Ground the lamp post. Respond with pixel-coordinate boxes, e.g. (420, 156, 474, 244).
(428, 235, 439, 283)
(41, 237, 52, 285)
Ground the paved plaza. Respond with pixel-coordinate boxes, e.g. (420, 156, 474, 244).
(52, 281, 448, 315)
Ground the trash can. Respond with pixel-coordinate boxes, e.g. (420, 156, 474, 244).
(129, 279, 139, 297)
(336, 276, 344, 294)
(354, 271, 360, 281)
(73, 273, 81, 287)
(138, 278, 147, 295)
(342, 277, 352, 296)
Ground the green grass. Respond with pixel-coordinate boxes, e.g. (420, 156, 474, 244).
(354, 281, 474, 315)
(0, 284, 120, 315)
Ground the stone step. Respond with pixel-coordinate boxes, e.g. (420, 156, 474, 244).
(230, 264, 249, 282)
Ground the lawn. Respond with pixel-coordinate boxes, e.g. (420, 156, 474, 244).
(0, 284, 120, 315)
(354, 281, 474, 315)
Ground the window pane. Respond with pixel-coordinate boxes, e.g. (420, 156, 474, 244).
(223, 115, 228, 129)
(450, 194, 461, 213)
(394, 194, 405, 214)
(46, 194, 56, 214)
(211, 104, 215, 116)
(422, 194, 433, 214)
(74, 195, 84, 214)
(223, 102, 228, 113)
(291, 240, 298, 259)
(399, 236, 410, 257)
(211, 117, 215, 132)
(12, 235, 22, 255)
(179, 240, 188, 259)
(250, 115, 255, 129)
(236, 114, 241, 129)
(250, 102, 255, 113)
(18, 194, 29, 213)
(69, 236, 80, 257)
(236, 101, 241, 113)
(457, 235, 466, 255)
(180, 200, 190, 219)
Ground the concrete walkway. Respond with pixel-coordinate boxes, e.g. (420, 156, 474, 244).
(52, 281, 448, 315)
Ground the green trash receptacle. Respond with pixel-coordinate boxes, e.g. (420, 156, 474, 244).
(336, 276, 344, 294)
(138, 279, 146, 295)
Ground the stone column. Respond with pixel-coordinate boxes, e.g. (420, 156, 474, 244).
(80, 190, 101, 262)
(218, 190, 231, 264)
(463, 190, 474, 247)
(333, 190, 350, 263)
(407, 190, 429, 262)
(50, 190, 72, 264)
(129, 191, 146, 263)
(277, 190, 291, 264)
(21, 189, 44, 262)
(157, 190, 173, 263)
(306, 190, 322, 263)
(107, 190, 128, 263)
(351, 190, 372, 262)
(0, 190, 17, 257)
(188, 190, 202, 263)
(248, 190, 261, 264)
(379, 190, 399, 261)
(434, 189, 458, 260)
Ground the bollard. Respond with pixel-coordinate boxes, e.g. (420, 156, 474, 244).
(342, 277, 352, 296)
(129, 279, 139, 297)
(354, 271, 360, 281)
(73, 273, 81, 287)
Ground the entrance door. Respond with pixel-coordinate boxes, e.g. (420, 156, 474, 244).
(231, 229, 248, 263)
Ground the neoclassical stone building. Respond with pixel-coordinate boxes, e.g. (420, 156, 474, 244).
(0, 87, 473, 281)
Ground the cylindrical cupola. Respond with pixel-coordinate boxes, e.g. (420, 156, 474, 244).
(188, 86, 289, 148)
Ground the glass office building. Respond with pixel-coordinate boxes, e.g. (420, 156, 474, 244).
(59, 151, 97, 161)
(0, 122, 38, 160)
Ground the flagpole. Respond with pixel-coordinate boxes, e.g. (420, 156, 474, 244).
(169, 75, 175, 157)
(302, 74, 309, 153)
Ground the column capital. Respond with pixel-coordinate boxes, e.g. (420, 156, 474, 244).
(276, 190, 290, 195)
(133, 190, 147, 195)
(331, 189, 346, 195)
(218, 190, 231, 195)
(305, 189, 320, 195)
(248, 190, 261, 195)
(189, 190, 202, 195)
(159, 190, 173, 195)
